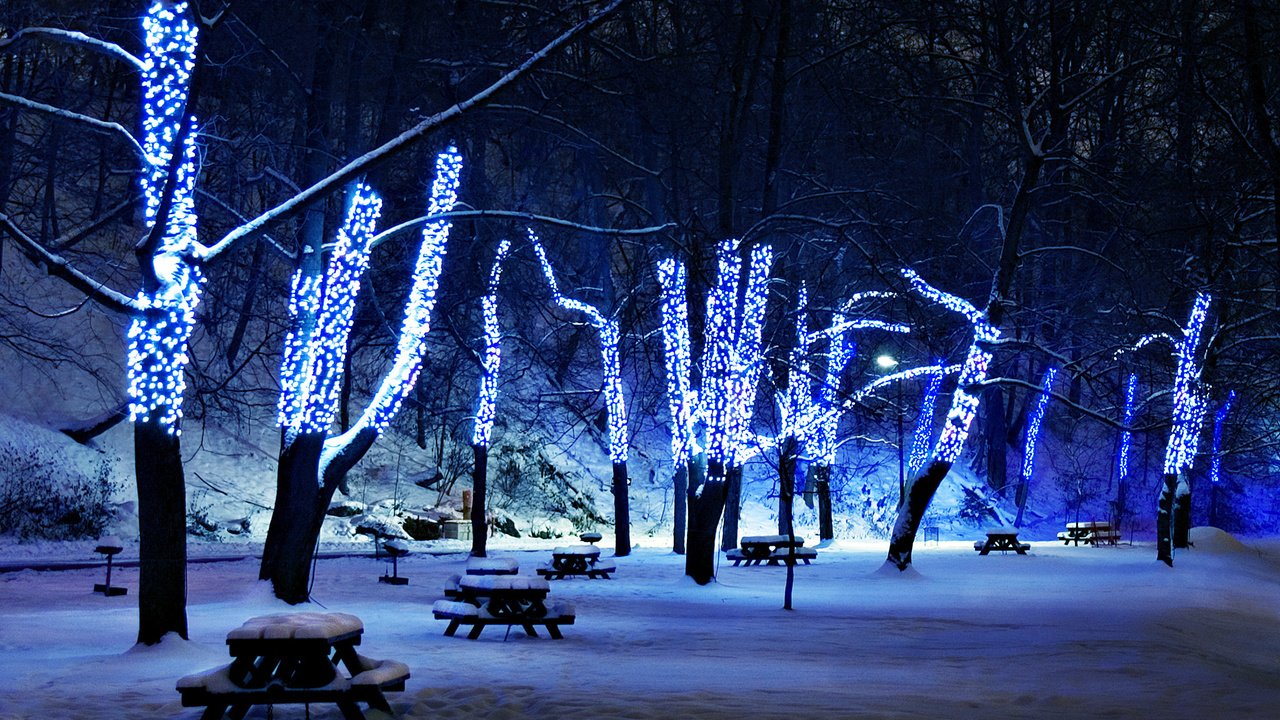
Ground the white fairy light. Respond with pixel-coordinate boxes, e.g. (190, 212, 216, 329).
(471, 240, 512, 448)
(657, 258, 696, 466)
(907, 367, 944, 476)
(1118, 373, 1138, 482)
(1162, 293, 1212, 475)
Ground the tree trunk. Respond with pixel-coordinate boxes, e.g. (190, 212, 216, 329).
(612, 461, 631, 556)
(134, 418, 188, 645)
(259, 432, 324, 604)
(720, 464, 743, 551)
(886, 460, 952, 570)
(1173, 473, 1192, 549)
(673, 464, 687, 554)
(812, 464, 833, 540)
(1013, 474, 1029, 527)
(983, 386, 1008, 493)
(684, 454, 723, 584)
(779, 436, 797, 610)
(470, 443, 488, 558)
(1157, 472, 1177, 566)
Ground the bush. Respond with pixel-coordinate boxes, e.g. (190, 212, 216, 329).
(0, 442, 119, 540)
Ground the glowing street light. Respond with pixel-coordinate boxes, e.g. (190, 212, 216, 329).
(876, 354, 899, 371)
(876, 354, 905, 505)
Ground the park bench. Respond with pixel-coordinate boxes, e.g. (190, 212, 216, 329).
(1057, 521, 1120, 546)
(973, 529, 1030, 555)
(432, 599, 575, 640)
(729, 535, 816, 566)
(536, 545, 615, 579)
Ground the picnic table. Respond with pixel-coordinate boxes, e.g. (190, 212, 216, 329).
(1058, 521, 1120, 546)
(434, 574, 574, 639)
(728, 535, 818, 566)
(177, 612, 408, 720)
(93, 537, 127, 597)
(536, 545, 616, 580)
(973, 529, 1031, 555)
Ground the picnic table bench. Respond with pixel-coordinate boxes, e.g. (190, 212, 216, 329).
(536, 545, 616, 580)
(728, 535, 817, 566)
(973, 529, 1030, 555)
(434, 575, 574, 639)
(445, 557, 520, 599)
(177, 612, 408, 720)
(1058, 521, 1120, 546)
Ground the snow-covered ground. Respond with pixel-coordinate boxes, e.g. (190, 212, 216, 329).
(1, 527, 1278, 719)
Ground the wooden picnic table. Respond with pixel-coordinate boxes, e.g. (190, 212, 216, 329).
(974, 529, 1031, 555)
(177, 612, 408, 720)
(729, 535, 817, 566)
(537, 545, 616, 579)
(1058, 521, 1120, 546)
(435, 575, 574, 639)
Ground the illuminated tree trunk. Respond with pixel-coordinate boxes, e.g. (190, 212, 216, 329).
(672, 464, 687, 554)
(887, 460, 952, 570)
(471, 443, 489, 558)
(1157, 472, 1177, 566)
(134, 417, 188, 645)
(684, 454, 722, 584)
(612, 462, 630, 556)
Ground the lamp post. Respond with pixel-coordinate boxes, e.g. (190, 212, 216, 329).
(876, 354, 904, 506)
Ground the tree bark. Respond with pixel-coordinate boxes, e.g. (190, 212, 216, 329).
(1173, 473, 1192, 549)
(259, 432, 324, 604)
(612, 461, 631, 556)
(779, 435, 797, 610)
(983, 386, 1008, 494)
(673, 464, 687, 554)
(684, 454, 723, 584)
(1157, 472, 1177, 566)
(886, 460, 952, 570)
(470, 443, 489, 557)
(134, 417, 188, 645)
(720, 464, 743, 551)
(812, 464, 833, 540)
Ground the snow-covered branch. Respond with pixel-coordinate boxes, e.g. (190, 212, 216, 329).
(0, 213, 140, 314)
(0, 91, 145, 159)
(368, 210, 672, 250)
(0, 26, 145, 71)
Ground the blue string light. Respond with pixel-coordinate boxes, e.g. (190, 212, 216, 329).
(1209, 390, 1235, 485)
(1118, 373, 1138, 482)
(325, 148, 462, 451)
(529, 230, 629, 463)
(278, 185, 382, 436)
(126, 1, 202, 434)
(727, 243, 774, 465)
(657, 258, 696, 466)
(471, 240, 512, 448)
(1162, 293, 1212, 475)
(1021, 368, 1058, 480)
(907, 367, 943, 476)
(701, 240, 744, 465)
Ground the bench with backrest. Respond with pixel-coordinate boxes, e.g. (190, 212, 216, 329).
(432, 599, 576, 640)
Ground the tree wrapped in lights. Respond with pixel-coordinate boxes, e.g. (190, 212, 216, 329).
(529, 230, 631, 555)
(1208, 390, 1235, 527)
(260, 149, 461, 602)
(657, 239, 774, 584)
(1157, 293, 1212, 563)
(885, 268, 1000, 571)
(468, 239, 513, 558)
(1115, 373, 1139, 528)
(907, 368, 945, 478)
(1014, 367, 1057, 527)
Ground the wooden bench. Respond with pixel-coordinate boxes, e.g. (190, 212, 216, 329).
(536, 545, 615, 579)
(432, 599, 575, 640)
(729, 535, 815, 566)
(1058, 521, 1120, 546)
(178, 655, 409, 720)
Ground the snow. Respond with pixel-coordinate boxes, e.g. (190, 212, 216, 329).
(2, 536, 1279, 718)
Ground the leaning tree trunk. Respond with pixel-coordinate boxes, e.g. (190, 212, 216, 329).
(134, 417, 189, 645)
(1157, 472, 1177, 566)
(780, 436, 798, 610)
(1173, 473, 1192, 549)
(259, 432, 325, 604)
(612, 462, 631, 556)
(685, 454, 724, 584)
(811, 464, 833, 541)
(886, 460, 953, 570)
(720, 464, 743, 551)
(1013, 474, 1029, 527)
(673, 464, 688, 554)
(470, 443, 489, 558)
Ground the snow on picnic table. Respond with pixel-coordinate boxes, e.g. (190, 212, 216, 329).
(1, 529, 1279, 719)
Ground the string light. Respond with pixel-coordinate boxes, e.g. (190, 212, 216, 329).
(126, 1, 202, 434)
(529, 230, 629, 463)
(907, 367, 943, 476)
(1021, 368, 1057, 480)
(657, 258, 696, 466)
(727, 243, 775, 465)
(1209, 390, 1235, 485)
(471, 240, 512, 448)
(1162, 293, 1212, 475)
(277, 185, 382, 436)
(324, 149, 462, 454)
(1118, 373, 1138, 482)
(700, 240, 743, 465)
(778, 286, 812, 442)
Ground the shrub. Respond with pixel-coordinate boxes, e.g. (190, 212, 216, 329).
(0, 442, 119, 540)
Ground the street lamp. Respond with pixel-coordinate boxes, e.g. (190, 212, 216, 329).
(875, 354, 905, 506)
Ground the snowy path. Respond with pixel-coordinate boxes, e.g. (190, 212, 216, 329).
(0, 531, 1278, 719)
